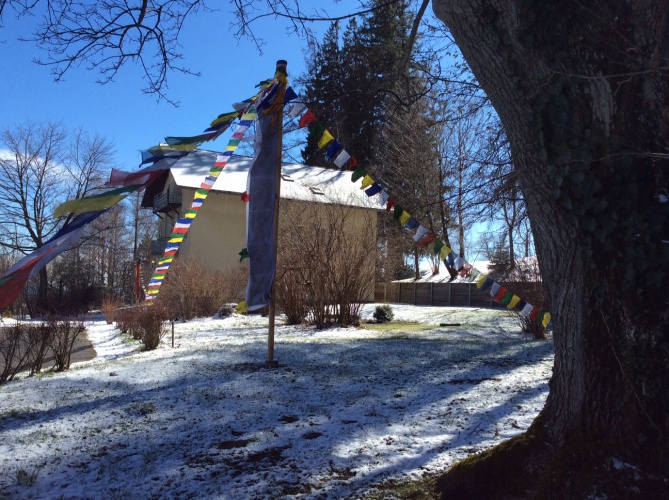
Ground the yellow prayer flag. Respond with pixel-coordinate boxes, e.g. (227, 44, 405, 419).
(54, 193, 126, 218)
(476, 273, 488, 288)
(168, 237, 184, 244)
(542, 312, 551, 328)
(439, 245, 451, 260)
(507, 295, 521, 309)
(360, 175, 375, 190)
(210, 111, 238, 127)
(168, 143, 199, 152)
(318, 130, 334, 149)
(235, 301, 248, 314)
(194, 191, 208, 200)
(399, 211, 411, 226)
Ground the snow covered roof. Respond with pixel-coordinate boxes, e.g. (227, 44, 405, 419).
(168, 149, 381, 210)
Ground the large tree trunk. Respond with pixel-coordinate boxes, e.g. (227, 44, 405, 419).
(433, 0, 669, 496)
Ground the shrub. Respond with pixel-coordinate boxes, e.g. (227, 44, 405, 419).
(157, 256, 247, 320)
(117, 305, 168, 350)
(277, 197, 376, 328)
(48, 318, 85, 371)
(373, 304, 394, 323)
(214, 304, 234, 318)
(100, 296, 121, 324)
(0, 324, 31, 383)
(26, 322, 53, 375)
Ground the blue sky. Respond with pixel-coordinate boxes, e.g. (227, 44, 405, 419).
(0, 5, 336, 169)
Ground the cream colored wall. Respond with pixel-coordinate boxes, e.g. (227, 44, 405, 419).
(178, 188, 247, 271)
(155, 185, 379, 301)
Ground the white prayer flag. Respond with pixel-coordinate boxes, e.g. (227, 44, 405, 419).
(413, 225, 428, 242)
(289, 102, 307, 117)
(334, 149, 351, 168)
(520, 303, 534, 317)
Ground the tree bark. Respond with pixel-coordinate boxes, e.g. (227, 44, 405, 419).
(433, 0, 669, 496)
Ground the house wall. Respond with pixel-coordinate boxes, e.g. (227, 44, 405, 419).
(157, 187, 378, 302)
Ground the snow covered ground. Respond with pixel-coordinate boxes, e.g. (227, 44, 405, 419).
(0, 304, 554, 499)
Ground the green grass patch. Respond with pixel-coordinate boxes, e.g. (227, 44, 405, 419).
(363, 473, 440, 499)
(361, 321, 439, 333)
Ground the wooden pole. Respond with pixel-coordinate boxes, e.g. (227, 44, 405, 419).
(267, 59, 287, 368)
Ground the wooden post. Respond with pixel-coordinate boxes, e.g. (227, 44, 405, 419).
(267, 59, 287, 369)
(448, 282, 452, 306)
(430, 282, 433, 306)
(171, 320, 175, 348)
(413, 282, 417, 305)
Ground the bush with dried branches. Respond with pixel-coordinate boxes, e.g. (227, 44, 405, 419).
(48, 319, 86, 371)
(277, 196, 377, 328)
(100, 296, 121, 325)
(157, 256, 247, 320)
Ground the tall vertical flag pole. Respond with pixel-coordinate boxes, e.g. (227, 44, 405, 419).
(267, 59, 287, 367)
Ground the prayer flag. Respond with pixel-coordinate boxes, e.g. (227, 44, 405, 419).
(365, 183, 382, 197)
(348, 157, 359, 169)
(507, 295, 521, 309)
(468, 268, 481, 282)
(459, 263, 474, 277)
(439, 244, 451, 260)
(476, 273, 488, 288)
(529, 307, 540, 321)
(417, 232, 436, 248)
(334, 149, 351, 168)
(54, 185, 141, 217)
(235, 301, 248, 314)
(520, 303, 534, 317)
(239, 248, 249, 262)
(542, 312, 551, 328)
(311, 121, 325, 138)
(399, 211, 411, 226)
(453, 256, 465, 271)
(284, 87, 298, 103)
(290, 102, 307, 117)
(404, 217, 419, 231)
(351, 167, 366, 183)
(413, 225, 428, 242)
(393, 205, 404, 221)
(298, 110, 317, 128)
(318, 130, 334, 149)
(360, 175, 374, 190)
(490, 282, 501, 297)
(245, 72, 287, 312)
(379, 190, 390, 207)
(517, 299, 527, 311)
(434, 239, 444, 256)
(386, 198, 397, 212)
(481, 277, 494, 292)
(326, 140, 343, 160)
(241, 191, 250, 203)
(500, 291, 514, 306)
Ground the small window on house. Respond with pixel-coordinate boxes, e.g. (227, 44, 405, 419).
(310, 186, 325, 196)
(281, 174, 294, 182)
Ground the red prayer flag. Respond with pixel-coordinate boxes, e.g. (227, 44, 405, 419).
(417, 232, 437, 248)
(298, 110, 317, 128)
(494, 287, 508, 302)
(241, 191, 250, 203)
(386, 198, 397, 212)
(348, 157, 359, 170)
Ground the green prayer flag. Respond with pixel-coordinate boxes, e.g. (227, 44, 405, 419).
(351, 167, 366, 183)
(500, 291, 514, 306)
(312, 121, 325, 138)
(434, 239, 444, 256)
(239, 248, 249, 262)
(393, 205, 404, 220)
